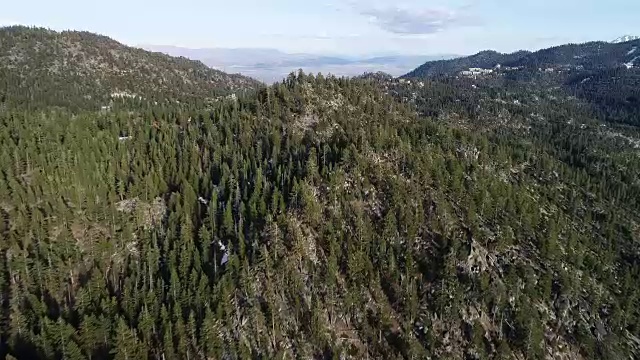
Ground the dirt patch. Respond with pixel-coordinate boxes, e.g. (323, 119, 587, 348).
(116, 197, 166, 229)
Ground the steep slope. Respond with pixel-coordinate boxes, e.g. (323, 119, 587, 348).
(0, 26, 261, 110)
(404, 50, 531, 78)
(567, 67, 640, 125)
(1, 72, 639, 359)
(403, 39, 640, 127)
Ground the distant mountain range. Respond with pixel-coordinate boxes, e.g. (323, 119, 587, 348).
(142, 45, 458, 83)
(403, 37, 640, 78)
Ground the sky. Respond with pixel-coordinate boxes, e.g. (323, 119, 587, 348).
(2, 0, 640, 56)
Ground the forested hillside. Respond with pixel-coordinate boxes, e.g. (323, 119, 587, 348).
(1, 70, 639, 359)
(0, 26, 261, 111)
(404, 39, 640, 78)
(1, 27, 640, 360)
(403, 38, 640, 127)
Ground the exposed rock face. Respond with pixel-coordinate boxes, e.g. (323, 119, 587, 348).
(116, 197, 167, 229)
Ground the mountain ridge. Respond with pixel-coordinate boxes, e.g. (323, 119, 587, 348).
(612, 35, 640, 43)
(403, 39, 640, 79)
(0, 26, 262, 110)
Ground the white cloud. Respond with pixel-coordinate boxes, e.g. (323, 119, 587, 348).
(362, 6, 461, 34)
(326, 1, 480, 35)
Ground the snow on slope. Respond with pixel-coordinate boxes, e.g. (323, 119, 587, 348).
(624, 56, 640, 69)
(612, 35, 640, 44)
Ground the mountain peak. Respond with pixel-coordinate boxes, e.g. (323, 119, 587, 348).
(611, 35, 640, 43)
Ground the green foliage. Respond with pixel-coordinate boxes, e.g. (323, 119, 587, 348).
(0, 59, 639, 360)
(0, 26, 261, 112)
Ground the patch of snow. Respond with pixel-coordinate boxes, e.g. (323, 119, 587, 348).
(221, 251, 229, 266)
(111, 91, 138, 99)
(581, 77, 591, 84)
(118, 136, 130, 141)
(461, 67, 493, 77)
(628, 47, 637, 55)
(624, 56, 639, 69)
(198, 196, 208, 205)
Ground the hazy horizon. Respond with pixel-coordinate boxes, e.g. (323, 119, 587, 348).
(139, 44, 459, 82)
(3, 0, 639, 57)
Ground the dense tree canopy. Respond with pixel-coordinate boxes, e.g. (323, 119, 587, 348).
(1, 27, 639, 359)
(1, 71, 639, 359)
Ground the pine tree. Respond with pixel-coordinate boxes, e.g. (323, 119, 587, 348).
(112, 318, 142, 360)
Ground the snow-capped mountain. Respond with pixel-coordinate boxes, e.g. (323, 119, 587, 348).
(612, 35, 640, 44)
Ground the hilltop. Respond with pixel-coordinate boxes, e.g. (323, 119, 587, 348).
(0, 26, 261, 110)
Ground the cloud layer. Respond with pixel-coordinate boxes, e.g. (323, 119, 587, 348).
(329, 0, 480, 35)
(363, 6, 464, 34)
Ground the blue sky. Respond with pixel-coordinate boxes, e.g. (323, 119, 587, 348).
(2, 0, 640, 56)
